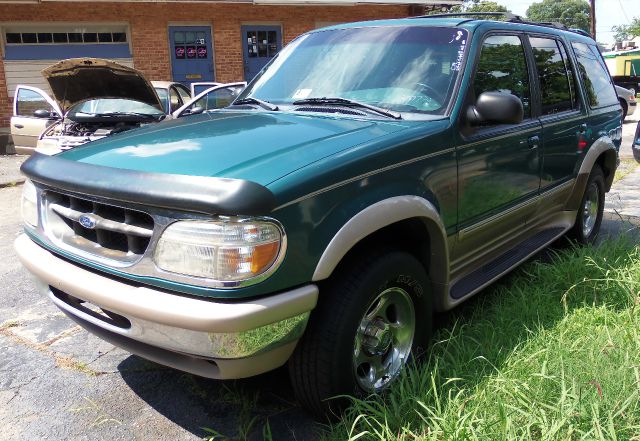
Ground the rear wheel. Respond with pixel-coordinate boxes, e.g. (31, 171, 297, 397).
(289, 250, 431, 419)
(620, 99, 628, 121)
(569, 165, 605, 244)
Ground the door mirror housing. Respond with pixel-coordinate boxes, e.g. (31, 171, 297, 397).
(467, 91, 524, 126)
(188, 106, 205, 116)
(33, 109, 54, 119)
(634, 121, 640, 149)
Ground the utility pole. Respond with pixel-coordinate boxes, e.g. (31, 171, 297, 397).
(590, 0, 596, 39)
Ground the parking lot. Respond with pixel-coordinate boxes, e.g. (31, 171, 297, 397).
(1, 114, 639, 440)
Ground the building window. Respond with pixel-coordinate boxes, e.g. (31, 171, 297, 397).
(4, 30, 128, 45)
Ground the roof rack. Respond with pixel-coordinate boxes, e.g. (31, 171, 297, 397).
(410, 11, 523, 21)
(410, 11, 593, 37)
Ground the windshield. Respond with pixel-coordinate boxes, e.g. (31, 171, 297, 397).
(69, 98, 164, 117)
(238, 26, 469, 115)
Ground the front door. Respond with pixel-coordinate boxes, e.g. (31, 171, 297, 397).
(454, 34, 542, 262)
(169, 26, 214, 86)
(241, 25, 282, 81)
(11, 86, 62, 153)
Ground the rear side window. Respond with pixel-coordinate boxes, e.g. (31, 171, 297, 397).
(530, 37, 578, 115)
(474, 35, 531, 118)
(16, 88, 54, 117)
(571, 42, 617, 108)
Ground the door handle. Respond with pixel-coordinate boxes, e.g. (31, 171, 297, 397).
(14, 124, 24, 129)
(579, 123, 588, 133)
(528, 135, 540, 149)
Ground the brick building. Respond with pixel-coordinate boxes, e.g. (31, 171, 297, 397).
(0, 0, 461, 127)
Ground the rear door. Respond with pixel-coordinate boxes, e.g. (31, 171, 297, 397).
(530, 35, 586, 192)
(11, 86, 61, 153)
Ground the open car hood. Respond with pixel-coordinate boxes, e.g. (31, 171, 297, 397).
(42, 58, 164, 113)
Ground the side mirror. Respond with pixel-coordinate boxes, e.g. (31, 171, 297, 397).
(634, 121, 640, 149)
(189, 106, 205, 115)
(467, 91, 524, 126)
(33, 109, 53, 119)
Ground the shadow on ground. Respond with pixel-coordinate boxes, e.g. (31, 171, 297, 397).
(118, 356, 321, 440)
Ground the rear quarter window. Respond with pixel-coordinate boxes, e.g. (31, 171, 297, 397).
(571, 42, 617, 108)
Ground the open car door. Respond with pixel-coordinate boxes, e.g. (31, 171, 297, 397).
(174, 82, 246, 118)
(11, 86, 62, 154)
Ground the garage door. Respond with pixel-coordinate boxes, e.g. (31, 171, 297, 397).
(2, 25, 133, 98)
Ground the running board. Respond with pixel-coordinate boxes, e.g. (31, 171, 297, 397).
(450, 227, 565, 300)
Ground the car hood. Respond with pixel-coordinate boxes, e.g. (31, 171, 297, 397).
(42, 58, 163, 113)
(57, 110, 415, 186)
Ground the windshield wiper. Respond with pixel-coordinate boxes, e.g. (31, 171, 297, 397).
(292, 97, 401, 120)
(233, 97, 279, 111)
(96, 111, 162, 120)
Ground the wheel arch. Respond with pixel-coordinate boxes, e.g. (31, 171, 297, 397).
(311, 195, 449, 307)
(567, 136, 618, 210)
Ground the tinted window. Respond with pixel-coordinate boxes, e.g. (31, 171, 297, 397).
(571, 42, 617, 108)
(530, 37, 577, 115)
(474, 35, 531, 118)
(16, 89, 54, 117)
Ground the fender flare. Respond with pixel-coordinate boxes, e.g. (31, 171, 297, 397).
(567, 136, 617, 210)
(311, 195, 449, 289)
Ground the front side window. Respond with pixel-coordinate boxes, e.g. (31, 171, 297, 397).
(238, 26, 470, 115)
(16, 88, 54, 117)
(530, 37, 578, 115)
(571, 42, 617, 108)
(473, 35, 531, 119)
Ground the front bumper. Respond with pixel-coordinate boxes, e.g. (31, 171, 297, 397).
(15, 234, 318, 379)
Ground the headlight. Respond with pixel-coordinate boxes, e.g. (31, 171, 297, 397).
(154, 218, 284, 285)
(21, 179, 38, 228)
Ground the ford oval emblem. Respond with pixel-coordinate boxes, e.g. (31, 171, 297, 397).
(78, 214, 97, 229)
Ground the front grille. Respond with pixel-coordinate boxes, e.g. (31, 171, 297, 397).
(43, 191, 154, 264)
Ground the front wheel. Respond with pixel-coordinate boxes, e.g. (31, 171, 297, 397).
(289, 250, 431, 419)
(569, 165, 605, 244)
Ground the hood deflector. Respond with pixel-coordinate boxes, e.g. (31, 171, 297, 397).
(21, 153, 277, 216)
(42, 58, 164, 113)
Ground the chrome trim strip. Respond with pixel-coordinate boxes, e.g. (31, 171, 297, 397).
(273, 147, 456, 211)
(50, 203, 153, 238)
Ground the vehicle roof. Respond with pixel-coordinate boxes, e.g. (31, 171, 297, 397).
(314, 17, 596, 44)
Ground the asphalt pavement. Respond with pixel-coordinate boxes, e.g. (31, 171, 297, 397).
(0, 114, 639, 440)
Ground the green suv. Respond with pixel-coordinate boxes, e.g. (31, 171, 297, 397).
(16, 15, 622, 417)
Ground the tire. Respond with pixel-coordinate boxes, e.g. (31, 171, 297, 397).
(620, 99, 628, 121)
(568, 165, 605, 245)
(289, 250, 431, 419)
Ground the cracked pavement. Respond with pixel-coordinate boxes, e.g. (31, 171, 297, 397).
(0, 185, 319, 441)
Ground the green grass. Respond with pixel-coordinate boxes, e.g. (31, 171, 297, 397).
(614, 158, 639, 184)
(327, 238, 640, 440)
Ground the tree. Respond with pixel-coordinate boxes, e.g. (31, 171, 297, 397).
(612, 17, 640, 42)
(458, 1, 508, 13)
(526, 0, 591, 33)
(426, 1, 509, 17)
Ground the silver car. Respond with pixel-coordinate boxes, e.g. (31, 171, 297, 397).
(616, 85, 637, 121)
(11, 58, 167, 155)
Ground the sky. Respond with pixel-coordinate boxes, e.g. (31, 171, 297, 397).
(503, 0, 637, 45)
